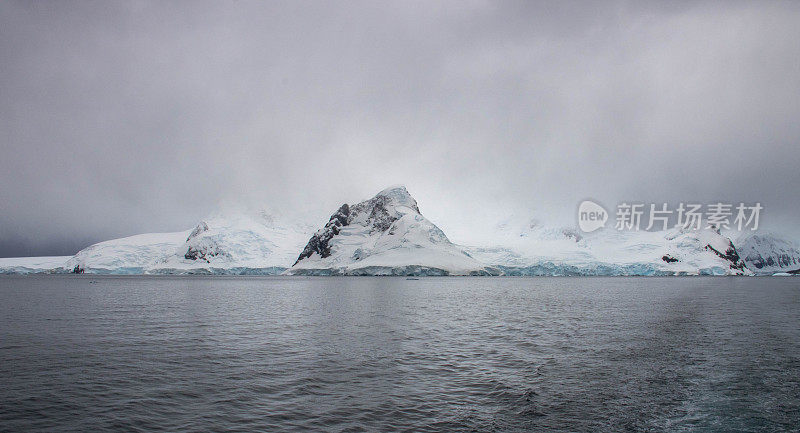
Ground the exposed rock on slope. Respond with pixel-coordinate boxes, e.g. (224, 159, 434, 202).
(736, 233, 800, 274)
(288, 186, 494, 275)
(466, 219, 752, 276)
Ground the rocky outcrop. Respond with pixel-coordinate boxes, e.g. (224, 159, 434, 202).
(736, 233, 800, 274)
(705, 242, 747, 273)
(183, 221, 222, 262)
(289, 185, 492, 275)
(295, 204, 350, 264)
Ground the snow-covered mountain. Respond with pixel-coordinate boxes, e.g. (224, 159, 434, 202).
(3, 188, 797, 276)
(735, 233, 800, 275)
(65, 210, 312, 274)
(287, 186, 494, 275)
(467, 217, 751, 275)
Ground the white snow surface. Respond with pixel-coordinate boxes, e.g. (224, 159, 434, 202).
(0, 256, 70, 274)
(65, 231, 190, 273)
(151, 211, 312, 274)
(4, 188, 796, 276)
(287, 186, 491, 275)
(64, 209, 312, 274)
(466, 216, 751, 275)
(735, 232, 800, 274)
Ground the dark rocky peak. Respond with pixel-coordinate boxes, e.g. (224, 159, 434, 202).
(294, 186, 422, 265)
(704, 239, 747, 272)
(294, 204, 350, 264)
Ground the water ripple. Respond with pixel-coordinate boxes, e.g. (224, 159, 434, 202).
(1, 276, 798, 432)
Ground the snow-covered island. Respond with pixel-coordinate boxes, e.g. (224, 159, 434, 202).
(1, 185, 798, 276)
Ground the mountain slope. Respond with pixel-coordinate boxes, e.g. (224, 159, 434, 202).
(65, 210, 312, 274)
(151, 212, 312, 274)
(287, 186, 493, 275)
(735, 233, 800, 274)
(65, 231, 190, 274)
(467, 218, 751, 276)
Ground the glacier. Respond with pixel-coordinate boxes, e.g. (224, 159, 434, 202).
(65, 231, 190, 274)
(465, 217, 752, 276)
(63, 209, 311, 275)
(0, 256, 72, 275)
(1, 186, 797, 276)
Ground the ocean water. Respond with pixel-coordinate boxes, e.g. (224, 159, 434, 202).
(0, 276, 798, 432)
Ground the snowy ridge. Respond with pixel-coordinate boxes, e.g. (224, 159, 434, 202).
(150, 211, 312, 274)
(2, 186, 797, 276)
(64, 210, 311, 274)
(287, 186, 494, 276)
(736, 233, 800, 275)
(467, 218, 752, 276)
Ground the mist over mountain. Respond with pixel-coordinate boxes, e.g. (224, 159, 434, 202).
(289, 186, 492, 276)
(1, 1, 799, 256)
(3, 185, 787, 276)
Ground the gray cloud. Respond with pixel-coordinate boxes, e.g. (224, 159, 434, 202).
(1, 0, 799, 256)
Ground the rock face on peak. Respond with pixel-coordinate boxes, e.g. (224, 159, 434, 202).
(288, 186, 494, 275)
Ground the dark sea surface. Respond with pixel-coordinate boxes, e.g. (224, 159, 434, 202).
(0, 276, 798, 432)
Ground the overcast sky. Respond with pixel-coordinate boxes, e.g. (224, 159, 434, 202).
(1, 0, 799, 257)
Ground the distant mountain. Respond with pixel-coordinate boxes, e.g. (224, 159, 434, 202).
(65, 210, 311, 274)
(2, 188, 797, 276)
(735, 233, 800, 275)
(287, 186, 493, 275)
(467, 218, 751, 276)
